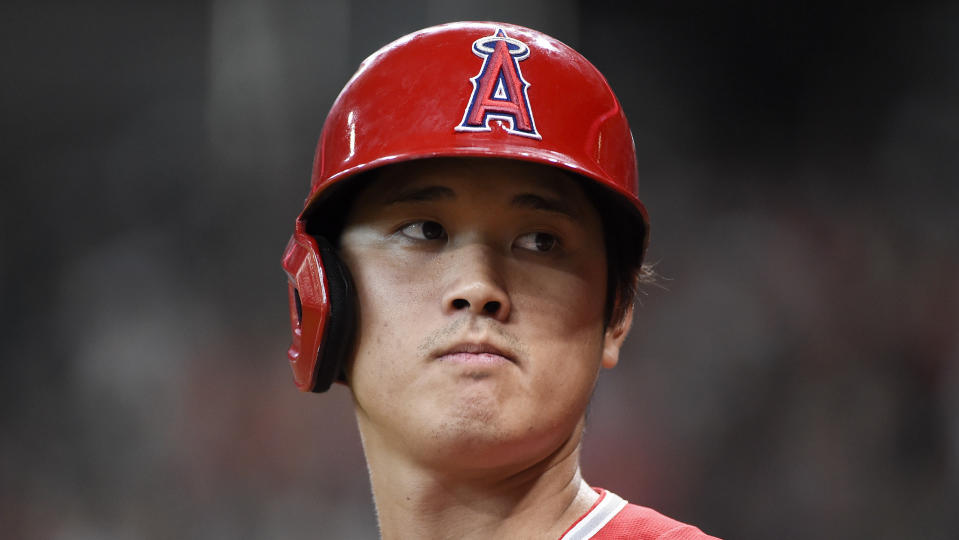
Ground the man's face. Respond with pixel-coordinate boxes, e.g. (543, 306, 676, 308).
(339, 158, 627, 472)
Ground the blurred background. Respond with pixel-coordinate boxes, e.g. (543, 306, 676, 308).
(3, 1, 957, 538)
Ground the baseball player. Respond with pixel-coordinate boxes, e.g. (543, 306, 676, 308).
(282, 21, 721, 539)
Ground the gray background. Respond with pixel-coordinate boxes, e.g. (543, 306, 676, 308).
(3, 1, 957, 538)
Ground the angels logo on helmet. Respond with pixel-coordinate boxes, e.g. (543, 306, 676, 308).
(455, 28, 541, 139)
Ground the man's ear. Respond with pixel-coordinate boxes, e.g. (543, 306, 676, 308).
(602, 303, 634, 369)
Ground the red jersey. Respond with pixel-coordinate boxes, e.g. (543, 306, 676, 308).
(558, 489, 721, 540)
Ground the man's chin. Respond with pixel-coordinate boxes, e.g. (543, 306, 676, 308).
(409, 419, 577, 477)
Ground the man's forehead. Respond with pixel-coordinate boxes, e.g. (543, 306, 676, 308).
(366, 158, 588, 204)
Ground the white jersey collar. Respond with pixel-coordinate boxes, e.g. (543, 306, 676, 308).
(559, 490, 628, 540)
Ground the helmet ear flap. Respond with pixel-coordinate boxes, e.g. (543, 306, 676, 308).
(282, 226, 357, 392)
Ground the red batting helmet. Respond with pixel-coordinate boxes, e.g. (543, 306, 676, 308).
(282, 21, 649, 392)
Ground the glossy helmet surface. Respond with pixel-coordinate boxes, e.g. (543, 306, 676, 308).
(282, 21, 649, 392)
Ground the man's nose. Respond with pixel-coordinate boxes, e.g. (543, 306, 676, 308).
(440, 244, 511, 321)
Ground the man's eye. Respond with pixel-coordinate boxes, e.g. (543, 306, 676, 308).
(400, 220, 447, 240)
(515, 232, 558, 252)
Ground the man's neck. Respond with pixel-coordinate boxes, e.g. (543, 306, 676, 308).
(361, 426, 599, 540)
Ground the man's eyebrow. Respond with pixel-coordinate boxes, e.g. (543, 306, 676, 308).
(384, 185, 456, 205)
(511, 193, 580, 219)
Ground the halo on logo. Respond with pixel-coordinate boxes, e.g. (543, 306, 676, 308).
(472, 34, 530, 60)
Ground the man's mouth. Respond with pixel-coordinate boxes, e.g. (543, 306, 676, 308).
(436, 342, 515, 365)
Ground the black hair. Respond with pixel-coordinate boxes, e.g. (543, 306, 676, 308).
(577, 178, 649, 328)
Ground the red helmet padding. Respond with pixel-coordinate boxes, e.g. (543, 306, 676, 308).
(282, 225, 330, 391)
